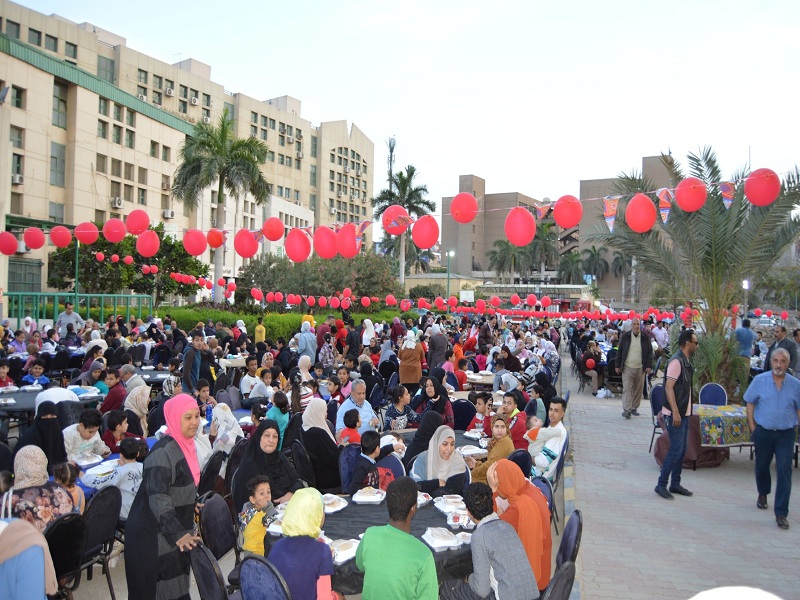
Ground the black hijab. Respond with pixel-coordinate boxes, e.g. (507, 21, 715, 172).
(501, 345, 523, 372)
(535, 371, 557, 412)
(404, 411, 443, 468)
(14, 401, 67, 472)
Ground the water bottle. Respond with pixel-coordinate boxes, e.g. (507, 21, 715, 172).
(206, 404, 213, 424)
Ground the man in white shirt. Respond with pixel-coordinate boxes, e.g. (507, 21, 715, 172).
(239, 356, 261, 406)
(532, 397, 567, 481)
(653, 321, 670, 359)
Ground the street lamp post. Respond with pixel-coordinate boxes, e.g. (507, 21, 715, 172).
(446, 250, 455, 306)
(743, 279, 749, 319)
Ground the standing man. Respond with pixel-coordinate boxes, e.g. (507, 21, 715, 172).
(253, 317, 266, 345)
(316, 314, 334, 351)
(181, 330, 204, 394)
(792, 329, 800, 375)
(616, 318, 653, 419)
(55, 301, 85, 338)
(734, 319, 756, 361)
(655, 329, 698, 500)
(478, 315, 495, 350)
(652, 321, 670, 361)
(764, 326, 798, 376)
(744, 348, 800, 530)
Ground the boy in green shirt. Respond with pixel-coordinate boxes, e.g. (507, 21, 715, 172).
(355, 476, 438, 600)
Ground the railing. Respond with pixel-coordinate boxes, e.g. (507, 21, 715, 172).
(4, 292, 153, 328)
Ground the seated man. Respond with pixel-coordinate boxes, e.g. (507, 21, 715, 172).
(440, 482, 540, 600)
(335, 379, 379, 441)
(355, 476, 438, 600)
(530, 397, 567, 481)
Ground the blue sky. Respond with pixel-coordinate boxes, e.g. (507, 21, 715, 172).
(20, 0, 800, 227)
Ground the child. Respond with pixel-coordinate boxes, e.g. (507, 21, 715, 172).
(22, 343, 40, 373)
(455, 358, 469, 391)
(347, 430, 382, 495)
(101, 410, 138, 454)
(336, 366, 352, 398)
(248, 368, 274, 404)
(524, 415, 562, 471)
(63, 409, 111, 461)
(384, 385, 421, 431)
(238, 474, 279, 556)
(340, 409, 362, 445)
(326, 375, 345, 406)
(306, 379, 322, 399)
(194, 379, 217, 413)
(0, 358, 15, 388)
(240, 356, 260, 406)
(312, 362, 325, 380)
(475, 345, 489, 372)
(380, 432, 407, 461)
(466, 391, 494, 436)
(242, 403, 266, 437)
(318, 333, 336, 375)
(0, 470, 13, 493)
(266, 391, 290, 450)
(162, 357, 182, 398)
(21, 359, 50, 387)
(80, 436, 144, 521)
(54, 462, 85, 513)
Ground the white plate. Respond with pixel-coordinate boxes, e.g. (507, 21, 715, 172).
(75, 453, 104, 467)
(447, 511, 475, 530)
(0, 386, 19, 393)
(322, 494, 349, 514)
(456, 532, 472, 545)
(267, 519, 284, 536)
(417, 492, 432, 508)
(330, 539, 359, 565)
(238, 416, 253, 425)
(478, 370, 493, 376)
(141, 366, 155, 371)
(463, 430, 486, 440)
(457, 445, 486, 457)
(84, 459, 119, 477)
(0, 398, 16, 405)
(20, 385, 43, 392)
(352, 488, 386, 504)
(422, 527, 460, 552)
(433, 496, 466, 514)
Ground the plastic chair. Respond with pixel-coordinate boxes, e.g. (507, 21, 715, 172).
(468, 358, 480, 372)
(376, 453, 406, 479)
(47, 351, 69, 380)
(550, 432, 570, 534)
(378, 360, 397, 382)
(508, 449, 533, 478)
(540, 365, 553, 383)
(189, 543, 242, 600)
(386, 371, 399, 393)
(111, 346, 126, 366)
(56, 400, 85, 429)
(281, 413, 304, 454)
(44, 512, 87, 598)
(151, 345, 171, 368)
(563, 390, 570, 405)
(445, 371, 460, 391)
(226, 386, 243, 411)
(326, 399, 339, 425)
(0, 441, 12, 472)
(367, 383, 384, 412)
(198, 450, 228, 499)
(698, 382, 727, 406)
(80, 486, 122, 600)
(199, 493, 241, 588)
(649, 384, 665, 452)
(339, 443, 362, 492)
(217, 389, 232, 408)
(540, 560, 576, 600)
(556, 509, 583, 569)
(531, 476, 554, 514)
(452, 399, 477, 432)
(239, 554, 292, 600)
(224, 437, 249, 497)
(291, 439, 316, 487)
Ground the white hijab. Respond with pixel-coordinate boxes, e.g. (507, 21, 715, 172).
(362, 319, 375, 346)
(236, 320, 247, 335)
(425, 425, 467, 482)
(402, 332, 417, 350)
(302, 397, 336, 444)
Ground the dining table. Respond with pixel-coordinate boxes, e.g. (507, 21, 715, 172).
(464, 371, 495, 391)
(696, 404, 751, 447)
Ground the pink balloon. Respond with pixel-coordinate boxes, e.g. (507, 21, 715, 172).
(745, 168, 781, 206)
(451, 192, 479, 224)
(448, 296, 458, 307)
(75, 222, 99, 245)
(102, 218, 127, 244)
(385, 295, 397, 306)
(142, 265, 151, 274)
(382, 205, 410, 236)
(49, 226, 72, 248)
(125, 209, 150, 235)
(306, 296, 316, 307)
(330, 296, 340, 309)
(265, 292, 275, 303)
(511, 294, 521, 305)
(111, 254, 120, 263)
(361, 297, 371, 308)
(505, 207, 535, 246)
(263, 217, 285, 242)
(318, 296, 328, 308)
(23, 227, 46, 250)
(275, 292, 284, 303)
(541, 296, 552, 308)
(625, 193, 657, 233)
(95, 252, 105, 262)
(234, 229, 259, 259)
(313, 226, 338, 259)
(207, 228, 225, 249)
(411, 215, 439, 249)
(136, 230, 160, 257)
(343, 288, 352, 298)
(123, 255, 134, 265)
(227, 282, 237, 291)
(285, 229, 311, 262)
(150, 265, 159, 274)
(675, 177, 707, 212)
(553, 195, 583, 229)
(183, 229, 208, 256)
(336, 223, 359, 259)
(526, 294, 537, 307)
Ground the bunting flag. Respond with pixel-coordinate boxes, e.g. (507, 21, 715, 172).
(533, 201, 551, 221)
(603, 196, 620, 233)
(719, 182, 735, 210)
(389, 214, 415, 229)
(656, 188, 674, 223)
(355, 220, 372, 244)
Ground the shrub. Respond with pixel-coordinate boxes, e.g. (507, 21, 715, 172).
(409, 284, 446, 300)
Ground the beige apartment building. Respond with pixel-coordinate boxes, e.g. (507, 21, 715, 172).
(0, 0, 373, 297)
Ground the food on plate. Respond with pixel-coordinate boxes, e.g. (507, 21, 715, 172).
(333, 540, 355, 552)
(358, 487, 379, 497)
(443, 494, 463, 505)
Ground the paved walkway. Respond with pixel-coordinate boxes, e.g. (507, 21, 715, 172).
(562, 367, 796, 600)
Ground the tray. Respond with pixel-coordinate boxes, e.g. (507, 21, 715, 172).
(463, 430, 487, 440)
(422, 527, 461, 552)
(433, 496, 466, 514)
(323, 494, 349, 514)
(330, 539, 359, 565)
(417, 492, 432, 508)
(352, 488, 386, 504)
(447, 511, 475, 530)
(267, 518, 284, 536)
(84, 459, 119, 477)
(457, 445, 487, 457)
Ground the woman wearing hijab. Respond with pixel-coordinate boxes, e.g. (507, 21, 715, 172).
(427, 324, 449, 370)
(403, 411, 443, 468)
(295, 321, 317, 364)
(378, 339, 395, 366)
(389, 316, 405, 345)
(358, 362, 382, 400)
(465, 414, 514, 484)
(501, 345, 523, 373)
(542, 339, 561, 372)
(297, 355, 314, 382)
(72, 360, 106, 389)
(535, 371, 557, 416)
(409, 425, 467, 497)
(13, 402, 67, 472)
(232, 419, 304, 512)
(361, 318, 376, 348)
(125, 384, 152, 437)
(125, 394, 203, 600)
(489, 459, 552, 592)
(398, 332, 424, 396)
(412, 372, 454, 429)
(300, 397, 341, 490)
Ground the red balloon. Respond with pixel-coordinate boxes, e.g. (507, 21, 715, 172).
(336, 223, 360, 259)
(111, 254, 120, 263)
(234, 229, 259, 259)
(275, 292, 284, 303)
(400, 299, 411, 312)
(125, 209, 150, 235)
(318, 296, 328, 308)
(183, 229, 207, 256)
(541, 296, 552, 308)
(227, 282, 237, 291)
(207, 228, 225, 249)
(385, 295, 397, 306)
(553, 195, 583, 229)
(102, 218, 127, 243)
(285, 229, 311, 262)
(266, 292, 275, 303)
(342, 288, 352, 298)
(75, 222, 99, 245)
(251, 288, 263, 301)
(586, 358, 596, 369)
(526, 294, 537, 307)
(263, 217, 285, 242)
(411, 215, 439, 250)
(136, 230, 160, 257)
(224, 291, 232, 298)
(732, 304, 739, 313)
(313, 226, 338, 259)
(382, 205, 410, 236)
(95, 252, 105, 262)
(781, 311, 789, 320)
(490, 296, 501, 307)
(198, 277, 206, 286)
(625, 193, 657, 233)
(361, 297, 371, 307)
(475, 299, 486, 313)
(142, 265, 151, 274)
(150, 266, 158, 274)
(744, 168, 781, 206)
(330, 296, 340, 309)
(49, 226, 72, 248)
(448, 296, 458, 307)
(434, 297, 445, 309)
(766, 310, 773, 317)
(341, 298, 351, 310)
(205, 281, 213, 290)
(510, 294, 521, 305)
(417, 298, 426, 309)
(504, 207, 535, 247)
(23, 227, 45, 250)
(216, 278, 226, 287)
(451, 192, 479, 224)
(307, 296, 316, 307)
(675, 177, 707, 212)
(182, 275, 191, 284)
(123, 255, 134, 265)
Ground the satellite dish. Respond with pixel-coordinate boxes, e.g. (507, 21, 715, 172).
(542, 197, 551, 203)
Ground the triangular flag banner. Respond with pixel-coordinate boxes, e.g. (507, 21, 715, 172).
(355, 220, 372, 244)
(719, 182, 735, 210)
(533, 201, 551, 221)
(389, 214, 415, 228)
(252, 229, 265, 243)
(656, 188, 674, 224)
(603, 196, 620, 233)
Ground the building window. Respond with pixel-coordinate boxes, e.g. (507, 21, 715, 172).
(161, 194, 170, 210)
(202, 108, 210, 119)
(65, 42, 77, 59)
(137, 69, 148, 84)
(122, 163, 133, 181)
(202, 93, 211, 107)
(251, 111, 258, 124)
(260, 129, 267, 141)
(329, 182, 334, 192)
(96, 154, 107, 173)
(152, 91, 162, 105)
(138, 189, 147, 205)
(179, 85, 188, 99)
(278, 154, 285, 166)
(124, 184, 133, 202)
(286, 125, 293, 136)
(50, 143, 66, 187)
(153, 75, 162, 89)
(44, 34, 58, 52)
(266, 150, 274, 162)
(138, 167, 147, 185)
(113, 104, 122, 121)
(97, 120, 108, 139)
(296, 159, 301, 170)
(95, 209, 106, 223)
(125, 130, 135, 149)
(286, 157, 292, 168)
(260, 115, 268, 127)
(294, 190, 300, 202)
(269, 118, 276, 130)
(279, 136, 285, 147)
(126, 109, 136, 127)
(224, 102, 235, 120)
(310, 165, 317, 187)
(9, 85, 23, 109)
(111, 181, 121, 197)
(277, 186, 284, 197)
(11, 154, 23, 175)
(48, 202, 64, 223)
(97, 56, 115, 83)
(178, 100, 187, 114)
(162, 146, 171, 162)
(190, 89, 198, 100)
(310, 194, 317, 212)
(183, 201, 192, 217)
(150, 141, 159, 157)
(111, 159, 121, 177)
(9, 126, 23, 149)
(10, 192, 22, 214)
(250, 125, 257, 138)
(6, 21, 20, 39)
(311, 136, 318, 158)
(137, 85, 147, 97)
(330, 153, 335, 163)
(112, 125, 122, 144)
(98, 97, 108, 116)
(28, 28, 41, 46)
(162, 174, 170, 190)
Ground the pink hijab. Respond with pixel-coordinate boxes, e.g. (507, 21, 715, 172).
(164, 394, 201, 485)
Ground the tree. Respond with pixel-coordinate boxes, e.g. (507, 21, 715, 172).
(409, 283, 446, 300)
(581, 245, 609, 282)
(527, 222, 560, 278)
(487, 240, 531, 284)
(558, 251, 583, 284)
(172, 109, 270, 304)
(372, 164, 435, 286)
(611, 250, 632, 302)
(379, 234, 434, 275)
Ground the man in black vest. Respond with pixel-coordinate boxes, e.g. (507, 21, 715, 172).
(655, 329, 698, 500)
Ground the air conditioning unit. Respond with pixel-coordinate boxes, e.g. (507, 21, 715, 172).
(138, 94, 146, 101)
(356, 169, 362, 177)
(190, 97, 199, 105)
(296, 152, 303, 159)
(165, 88, 174, 96)
(162, 209, 175, 219)
(296, 133, 303, 140)
(279, 127, 286, 134)
(343, 166, 350, 173)
(203, 116, 211, 124)
(16, 240, 29, 254)
(11, 174, 23, 185)
(295, 201, 302, 206)
(361, 197, 367, 203)
(286, 136, 294, 144)
(329, 207, 336, 215)
(337, 192, 344, 198)
(162, 182, 170, 190)
(110, 196, 123, 209)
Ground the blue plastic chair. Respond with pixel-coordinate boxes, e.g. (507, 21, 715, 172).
(339, 443, 362, 493)
(698, 383, 727, 406)
(508, 449, 533, 478)
(240, 555, 290, 600)
(649, 384, 666, 452)
(452, 399, 477, 431)
(376, 453, 406, 479)
(532, 476, 554, 513)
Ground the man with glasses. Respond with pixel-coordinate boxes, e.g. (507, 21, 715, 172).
(655, 329, 698, 500)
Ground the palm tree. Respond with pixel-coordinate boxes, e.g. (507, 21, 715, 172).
(611, 250, 632, 302)
(372, 165, 435, 286)
(581, 245, 609, 282)
(527, 222, 560, 278)
(558, 251, 583, 284)
(380, 235, 434, 275)
(173, 109, 270, 304)
(487, 240, 531, 284)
